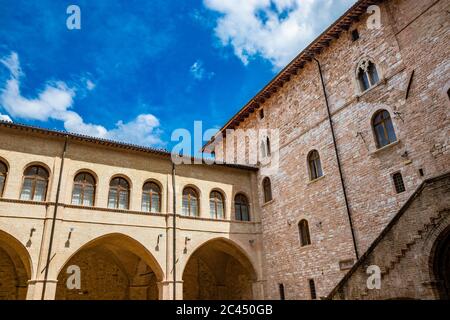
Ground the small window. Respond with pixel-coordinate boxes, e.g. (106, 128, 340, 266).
(357, 59, 380, 92)
(142, 181, 161, 213)
(279, 283, 285, 300)
(263, 177, 272, 203)
(20, 165, 49, 201)
(393, 172, 406, 194)
(182, 187, 199, 217)
(259, 109, 264, 119)
(299, 220, 311, 247)
(309, 279, 317, 300)
(234, 194, 250, 221)
(209, 190, 224, 219)
(266, 137, 271, 156)
(373, 110, 397, 148)
(0, 161, 7, 197)
(351, 29, 360, 41)
(72, 172, 96, 206)
(447, 88, 450, 101)
(308, 150, 323, 180)
(108, 177, 130, 209)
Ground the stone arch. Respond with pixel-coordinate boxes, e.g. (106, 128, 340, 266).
(420, 210, 450, 300)
(182, 237, 258, 300)
(55, 233, 163, 300)
(0, 230, 32, 300)
(427, 215, 450, 300)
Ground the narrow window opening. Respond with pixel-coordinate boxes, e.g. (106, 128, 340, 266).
(279, 283, 285, 300)
(309, 279, 317, 300)
(259, 109, 265, 119)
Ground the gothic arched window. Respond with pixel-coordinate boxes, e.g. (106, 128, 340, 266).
(357, 59, 380, 92)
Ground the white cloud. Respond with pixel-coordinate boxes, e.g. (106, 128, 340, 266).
(190, 60, 214, 80)
(0, 52, 164, 147)
(203, 0, 356, 68)
(86, 79, 96, 91)
(0, 113, 12, 122)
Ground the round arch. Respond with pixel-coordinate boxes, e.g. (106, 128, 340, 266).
(182, 237, 258, 300)
(0, 229, 33, 300)
(55, 233, 163, 300)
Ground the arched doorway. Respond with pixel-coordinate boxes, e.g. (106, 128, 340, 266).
(55, 234, 163, 300)
(433, 226, 450, 300)
(0, 230, 32, 300)
(182, 238, 256, 300)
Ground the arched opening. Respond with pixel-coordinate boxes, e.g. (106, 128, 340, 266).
(432, 225, 450, 300)
(182, 238, 257, 300)
(0, 230, 32, 300)
(55, 233, 163, 300)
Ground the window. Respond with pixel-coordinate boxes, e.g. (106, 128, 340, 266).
(182, 187, 199, 217)
(351, 29, 360, 41)
(263, 177, 272, 203)
(142, 181, 161, 213)
(279, 284, 285, 300)
(209, 191, 224, 219)
(357, 59, 380, 92)
(0, 161, 7, 197)
(108, 177, 130, 209)
(259, 109, 264, 119)
(266, 137, 271, 156)
(299, 220, 311, 247)
(309, 279, 317, 300)
(393, 172, 406, 194)
(20, 165, 49, 201)
(234, 194, 250, 221)
(373, 110, 397, 148)
(308, 150, 323, 180)
(72, 172, 95, 206)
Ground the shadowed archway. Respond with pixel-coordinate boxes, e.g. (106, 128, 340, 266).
(55, 233, 163, 300)
(0, 230, 32, 300)
(432, 225, 450, 300)
(182, 238, 257, 300)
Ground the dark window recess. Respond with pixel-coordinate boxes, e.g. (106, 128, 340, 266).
(309, 279, 317, 300)
(351, 29, 360, 41)
(393, 172, 406, 194)
(419, 168, 424, 177)
(299, 220, 311, 247)
(447, 88, 450, 100)
(259, 109, 265, 119)
(279, 284, 285, 300)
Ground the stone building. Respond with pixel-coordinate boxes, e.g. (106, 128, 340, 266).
(0, 0, 449, 300)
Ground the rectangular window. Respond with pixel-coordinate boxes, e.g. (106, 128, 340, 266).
(309, 279, 317, 300)
(279, 283, 285, 300)
(259, 109, 264, 119)
(393, 172, 406, 194)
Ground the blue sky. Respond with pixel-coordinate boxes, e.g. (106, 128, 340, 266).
(0, 0, 355, 152)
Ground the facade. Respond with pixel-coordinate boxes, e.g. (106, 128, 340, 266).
(0, 0, 449, 300)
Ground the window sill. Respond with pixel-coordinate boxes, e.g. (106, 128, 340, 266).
(307, 175, 326, 185)
(370, 140, 400, 156)
(261, 199, 275, 208)
(356, 78, 386, 100)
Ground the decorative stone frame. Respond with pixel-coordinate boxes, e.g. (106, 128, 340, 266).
(354, 57, 384, 96)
